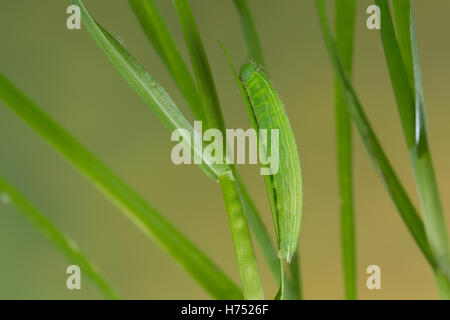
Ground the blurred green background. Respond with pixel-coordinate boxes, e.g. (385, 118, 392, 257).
(1, 0, 449, 299)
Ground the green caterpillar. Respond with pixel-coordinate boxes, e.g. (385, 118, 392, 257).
(240, 61, 302, 262)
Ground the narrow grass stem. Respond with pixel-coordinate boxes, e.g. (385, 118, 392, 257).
(274, 258, 285, 300)
(232, 0, 267, 70)
(413, 154, 450, 297)
(334, 0, 357, 300)
(172, 0, 226, 132)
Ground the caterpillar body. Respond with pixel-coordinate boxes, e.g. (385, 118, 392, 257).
(240, 62, 302, 262)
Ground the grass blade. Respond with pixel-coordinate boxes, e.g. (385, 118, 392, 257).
(409, 17, 450, 298)
(232, 0, 267, 69)
(380, 0, 450, 298)
(375, 0, 415, 149)
(315, 0, 439, 273)
(127, 0, 205, 123)
(0, 175, 118, 299)
(334, 0, 357, 300)
(71, 0, 227, 181)
(0, 72, 242, 300)
(286, 253, 302, 299)
(391, 0, 414, 89)
(172, 0, 226, 132)
(219, 171, 264, 299)
(235, 176, 280, 279)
